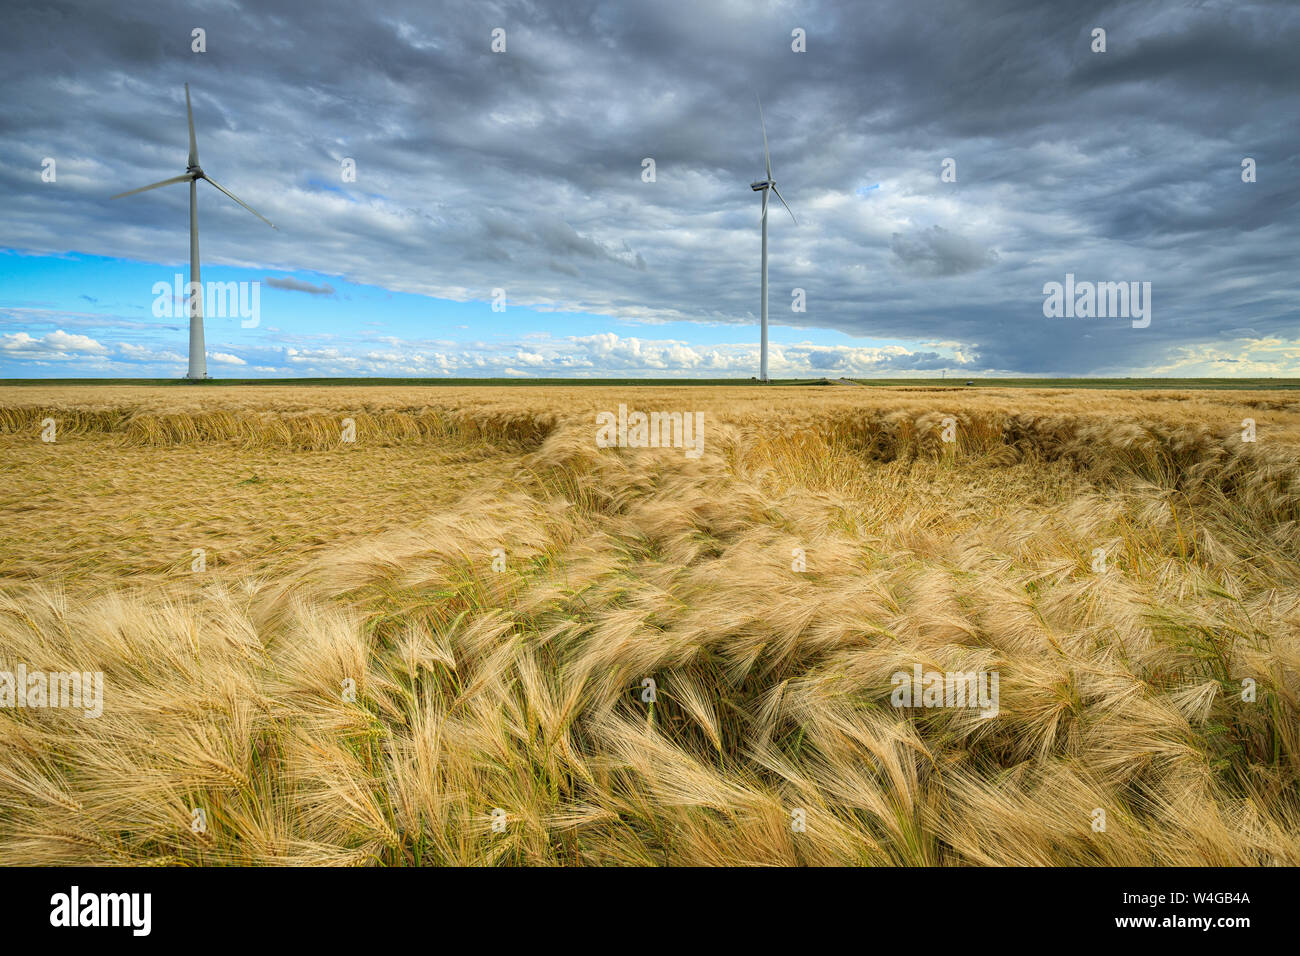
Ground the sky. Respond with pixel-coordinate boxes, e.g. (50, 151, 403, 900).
(0, 0, 1296, 379)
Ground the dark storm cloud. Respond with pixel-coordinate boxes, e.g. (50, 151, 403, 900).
(0, 0, 1296, 374)
(890, 225, 999, 277)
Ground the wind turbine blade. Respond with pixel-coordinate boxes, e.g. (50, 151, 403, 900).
(757, 95, 771, 179)
(203, 176, 277, 229)
(186, 83, 198, 168)
(771, 184, 797, 225)
(761, 186, 768, 222)
(109, 173, 192, 200)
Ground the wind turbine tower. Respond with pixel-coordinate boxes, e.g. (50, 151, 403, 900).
(750, 97, 796, 383)
(112, 84, 276, 380)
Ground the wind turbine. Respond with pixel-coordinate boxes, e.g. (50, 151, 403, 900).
(111, 84, 276, 381)
(750, 96, 796, 383)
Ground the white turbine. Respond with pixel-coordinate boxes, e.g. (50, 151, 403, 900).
(750, 96, 796, 383)
(112, 84, 276, 381)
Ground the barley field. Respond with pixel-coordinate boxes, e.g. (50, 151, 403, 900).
(1, 384, 1298, 866)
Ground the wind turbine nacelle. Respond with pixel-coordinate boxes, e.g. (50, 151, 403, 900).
(750, 180, 772, 191)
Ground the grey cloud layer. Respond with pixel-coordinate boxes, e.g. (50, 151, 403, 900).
(264, 276, 337, 295)
(1, 0, 1296, 374)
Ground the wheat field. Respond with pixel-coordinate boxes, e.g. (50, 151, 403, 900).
(1, 383, 1297, 866)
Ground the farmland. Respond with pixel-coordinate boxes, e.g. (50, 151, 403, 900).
(1, 384, 1297, 865)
